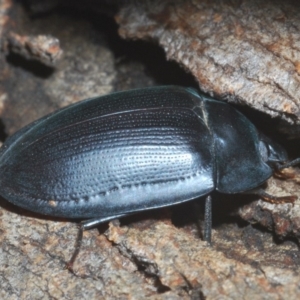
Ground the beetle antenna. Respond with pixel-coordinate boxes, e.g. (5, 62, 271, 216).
(276, 158, 300, 170)
(203, 194, 212, 245)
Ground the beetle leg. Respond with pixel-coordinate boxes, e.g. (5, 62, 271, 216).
(66, 223, 84, 273)
(81, 214, 130, 230)
(274, 167, 297, 180)
(252, 189, 297, 205)
(66, 214, 130, 273)
(273, 158, 300, 183)
(274, 166, 300, 185)
(204, 194, 212, 245)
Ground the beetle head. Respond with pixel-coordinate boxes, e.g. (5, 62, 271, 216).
(258, 133, 288, 168)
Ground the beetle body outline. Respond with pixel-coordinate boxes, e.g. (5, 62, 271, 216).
(0, 86, 288, 227)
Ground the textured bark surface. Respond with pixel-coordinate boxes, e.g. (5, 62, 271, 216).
(116, 0, 300, 128)
(1, 0, 300, 299)
(0, 3, 117, 136)
(107, 221, 300, 299)
(239, 174, 300, 239)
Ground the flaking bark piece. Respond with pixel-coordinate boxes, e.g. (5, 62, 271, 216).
(106, 220, 300, 299)
(3, 32, 63, 66)
(116, 0, 300, 125)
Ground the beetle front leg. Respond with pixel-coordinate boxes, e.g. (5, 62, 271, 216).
(273, 158, 300, 183)
(248, 188, 297, 205)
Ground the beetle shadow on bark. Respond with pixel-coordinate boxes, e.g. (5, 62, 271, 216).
(0, 195, 68, 223)
(107, 191, 255, 238)
(172, 193, 254, 225)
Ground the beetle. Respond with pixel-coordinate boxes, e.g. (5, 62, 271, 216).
(0, 86, 298, 268)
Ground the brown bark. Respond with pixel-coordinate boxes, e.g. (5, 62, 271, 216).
(117, 0, 300, 126)
(1, 1, 300, 299)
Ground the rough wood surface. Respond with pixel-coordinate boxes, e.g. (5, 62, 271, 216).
(1, 1, 300, 299)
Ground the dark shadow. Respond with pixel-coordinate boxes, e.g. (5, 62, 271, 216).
(89, 14, 198, 88)
(171, 192, 256, 230)
(5, 52, 55, 78)
(19, 3, 198, 88)
(228, 102, 300, 160)
(0, 119, 8, 141)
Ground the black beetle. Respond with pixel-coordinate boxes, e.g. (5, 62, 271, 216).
(0, 86, 298, 267)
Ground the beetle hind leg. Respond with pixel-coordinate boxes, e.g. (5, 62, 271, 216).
(65, 223, 84, 273)
(81, 214, 130, 230)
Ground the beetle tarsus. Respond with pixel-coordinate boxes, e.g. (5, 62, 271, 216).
(254, 189, 297, 205)
(66, 224, 84, 273)
(204, 195, 212, 245)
